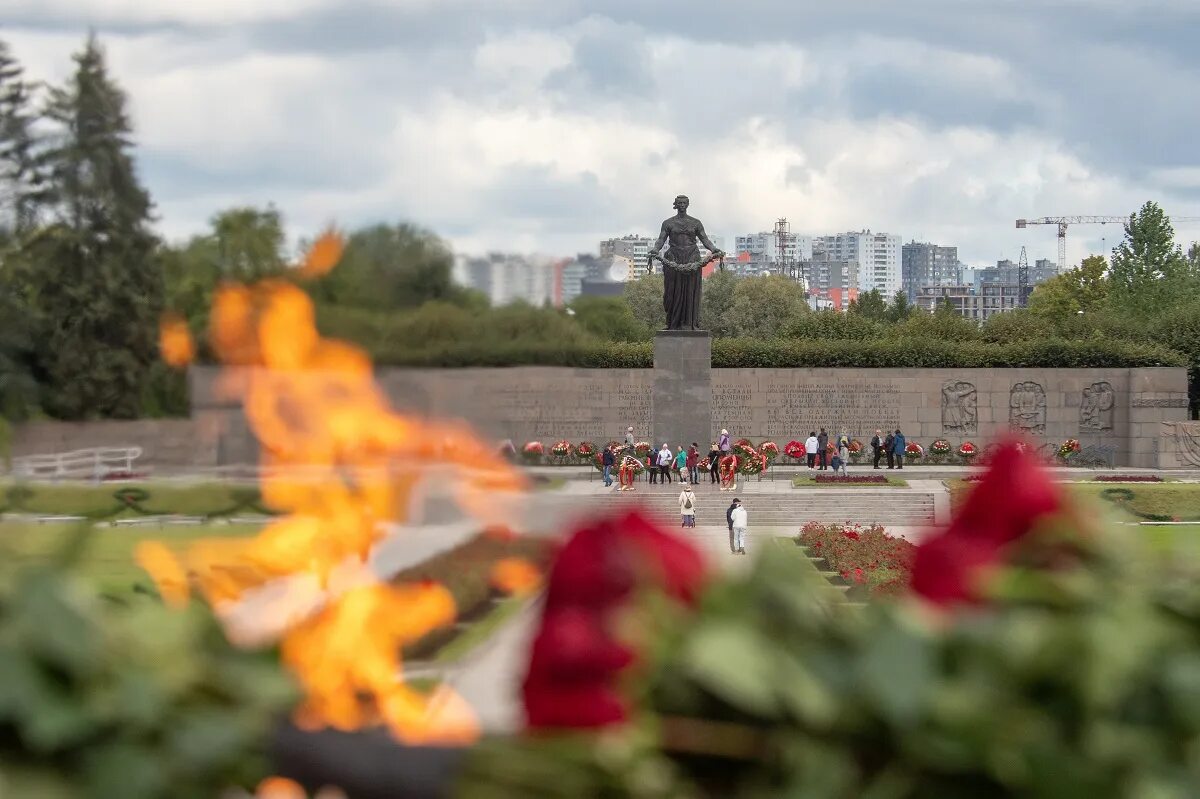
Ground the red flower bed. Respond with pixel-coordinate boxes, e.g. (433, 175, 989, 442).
(1095, 475, 1162, 482)
(812, 474, 889, 484)
(797, 522, 915, 596)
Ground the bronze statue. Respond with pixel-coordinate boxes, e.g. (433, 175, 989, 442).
(648, 195, 724, 330)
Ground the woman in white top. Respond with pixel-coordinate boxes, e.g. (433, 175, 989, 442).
(679, 484, 697, 528)
(804, 431, 819, 470)
(730, 502, 748, 554)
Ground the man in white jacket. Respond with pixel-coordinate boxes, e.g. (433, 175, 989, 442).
(730, 500, 748, 555)
(657, 443, 674, 484)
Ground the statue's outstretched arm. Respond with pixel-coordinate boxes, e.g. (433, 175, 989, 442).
(695, 221, 722, 254)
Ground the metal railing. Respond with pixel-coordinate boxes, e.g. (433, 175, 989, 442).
(9, 446, 144, 482)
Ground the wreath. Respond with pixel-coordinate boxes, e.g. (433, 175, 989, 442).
(784, 440, 805, 459)
(758, 441, 779, 461)
(521, 441, 544, 464)
(1058, 439, 1082, 461)
(576, 441, 597, 460)
(904, 441, 924, 458)
(958, 441, 977, 460)
(648, 251, 725, 274)
(549, 440, 574, 463)
(930, 439, 952, 456)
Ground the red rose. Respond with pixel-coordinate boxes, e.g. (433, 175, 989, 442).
(524, 511, 706, 730)
(910, 440, 1064, 606)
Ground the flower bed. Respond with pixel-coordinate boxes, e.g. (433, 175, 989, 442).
(812, 474, 890, 484)
(796, 521, 915, 596)
(1095, 475, 1162, 482)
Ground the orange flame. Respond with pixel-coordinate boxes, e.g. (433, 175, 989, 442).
(297, 228, 345, 278)
(158, 311, 195, 368)
(490, 557, 542, 596)
(139, 225, 529, 746)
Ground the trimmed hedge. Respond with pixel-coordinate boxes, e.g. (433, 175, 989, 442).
(362, 337, 1185, 369)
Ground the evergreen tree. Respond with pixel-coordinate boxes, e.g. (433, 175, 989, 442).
(885, 289, 913, 323)
(28, 35, 161, 419)
(0, 38, 42, 233)
(847, 288, 887, 321)
(1109, 201, 1191, 312)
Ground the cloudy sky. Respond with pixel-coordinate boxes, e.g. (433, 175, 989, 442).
(5, 0, 1200, 267)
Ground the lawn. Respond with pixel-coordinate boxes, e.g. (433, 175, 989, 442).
(792, 476, 908, 488)
(0, 521, 264, 597)
(0, 480, 274, 518)
(947, 480, 1200, 520)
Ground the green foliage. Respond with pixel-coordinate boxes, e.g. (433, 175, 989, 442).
(846, 288, 886, 321)
(711, 337, 1182, 369)
(25, 37, 162, 419)
(209, 206, 287, 280)
(701, 269, 737, 337)
(568, 296, 651, 342)
(0, 549, 295, 798)
(1029, 254, 1110, 317)
(782, 309, 884, 341)
(310, 222, 473, 311)
(1109, 202, 1195, 313)
(893, 301, 980, 342)
(0, 38, 42, 233)
(885, 289, 913, 323)
(726, 275, 808, 338)
(623, 273, 664, 332)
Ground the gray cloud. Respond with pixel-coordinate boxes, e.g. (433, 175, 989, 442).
(4, 0, 1200, 264)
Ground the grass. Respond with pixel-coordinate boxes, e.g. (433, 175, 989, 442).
(792, 476, 908, 488)
(946, 479, 1200, 523)
(1139, 524, 1200, 556)
(0, 521, 264, 596)
(0, 481, 273, 518)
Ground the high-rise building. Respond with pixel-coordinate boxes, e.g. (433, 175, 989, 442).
(800, 254, 860, 310)
(901, 242, 960, 300)
(979, 258, 1059, 288)
(916, 283, 1022, 321)
(814, 231, 901, 297)
(454, 253, 558, 307)
(734, 231, 813, 266)
(599, 234, 653, 263)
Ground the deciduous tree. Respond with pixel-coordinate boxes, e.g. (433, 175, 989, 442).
(1109, 201, 1192, 312)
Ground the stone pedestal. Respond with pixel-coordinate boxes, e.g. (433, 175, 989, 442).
(652, 331, 712, 451)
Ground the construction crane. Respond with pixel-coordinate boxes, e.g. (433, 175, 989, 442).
(1016, 215, 1200, 271)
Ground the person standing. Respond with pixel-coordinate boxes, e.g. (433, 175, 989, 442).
(871, 429, 884, 470)
(686, 443, 700, 485)
(817, 428, 829, 470)
(804, 431, 819, 469)
(731, 499, 748, 555)
(883, 430, 895, 470)
(837, 434, 850, 475)
(679, 484, 697, 528)
(648, 451, 658, 484)
(601, 445, 615, 487)
(624, 426, 635, 451)
(674, 446, 687, 482)
(657, 443, 674, 484)
(726, 497, 740, 553)
(892, 428, 907, 470)
(708, 442, 721, 484)
(718, 429, 731, 454)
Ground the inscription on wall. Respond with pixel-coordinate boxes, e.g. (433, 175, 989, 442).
(762, 381, 901, 436)
(1133, 397, 1190, 408)
(454, 379, 651, 442)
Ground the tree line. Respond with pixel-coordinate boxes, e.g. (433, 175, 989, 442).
(1, 34, 1197, 429)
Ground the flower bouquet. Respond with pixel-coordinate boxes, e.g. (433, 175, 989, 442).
(1058, 438, 1081, 464)
(904, 440, 924, 460)
(929, 438, 952, 464)
(634, 441, 652, 459)
(958, 440, 978, 463)
(548, 439, 574, 465)
(758, 441, 779, 462)
(697, 457, 711, 472)
(520, 441, 544, 464)
(784, 440, 805, 460)
(848, 439, 864, 463)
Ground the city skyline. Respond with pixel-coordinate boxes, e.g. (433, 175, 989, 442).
(6, 1, 1200, 265)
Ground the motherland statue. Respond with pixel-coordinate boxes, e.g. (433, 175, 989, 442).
(647, 195, 724, 331)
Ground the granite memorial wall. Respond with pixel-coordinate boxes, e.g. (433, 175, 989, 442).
(190, 364, 1190, 468)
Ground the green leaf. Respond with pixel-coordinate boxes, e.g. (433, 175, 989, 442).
(856, 616, 933, 726)
(681, 622, 779, 717)
(11, 571, 102, 675)
(82, 741, 169, 799)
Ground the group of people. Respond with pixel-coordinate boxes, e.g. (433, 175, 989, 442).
(869, 429, 909, 470)
(678, 488, 750, 556)
(601, 427, 737, 488)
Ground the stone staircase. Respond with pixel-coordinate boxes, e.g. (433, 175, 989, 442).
(565, 484, 937, 528)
